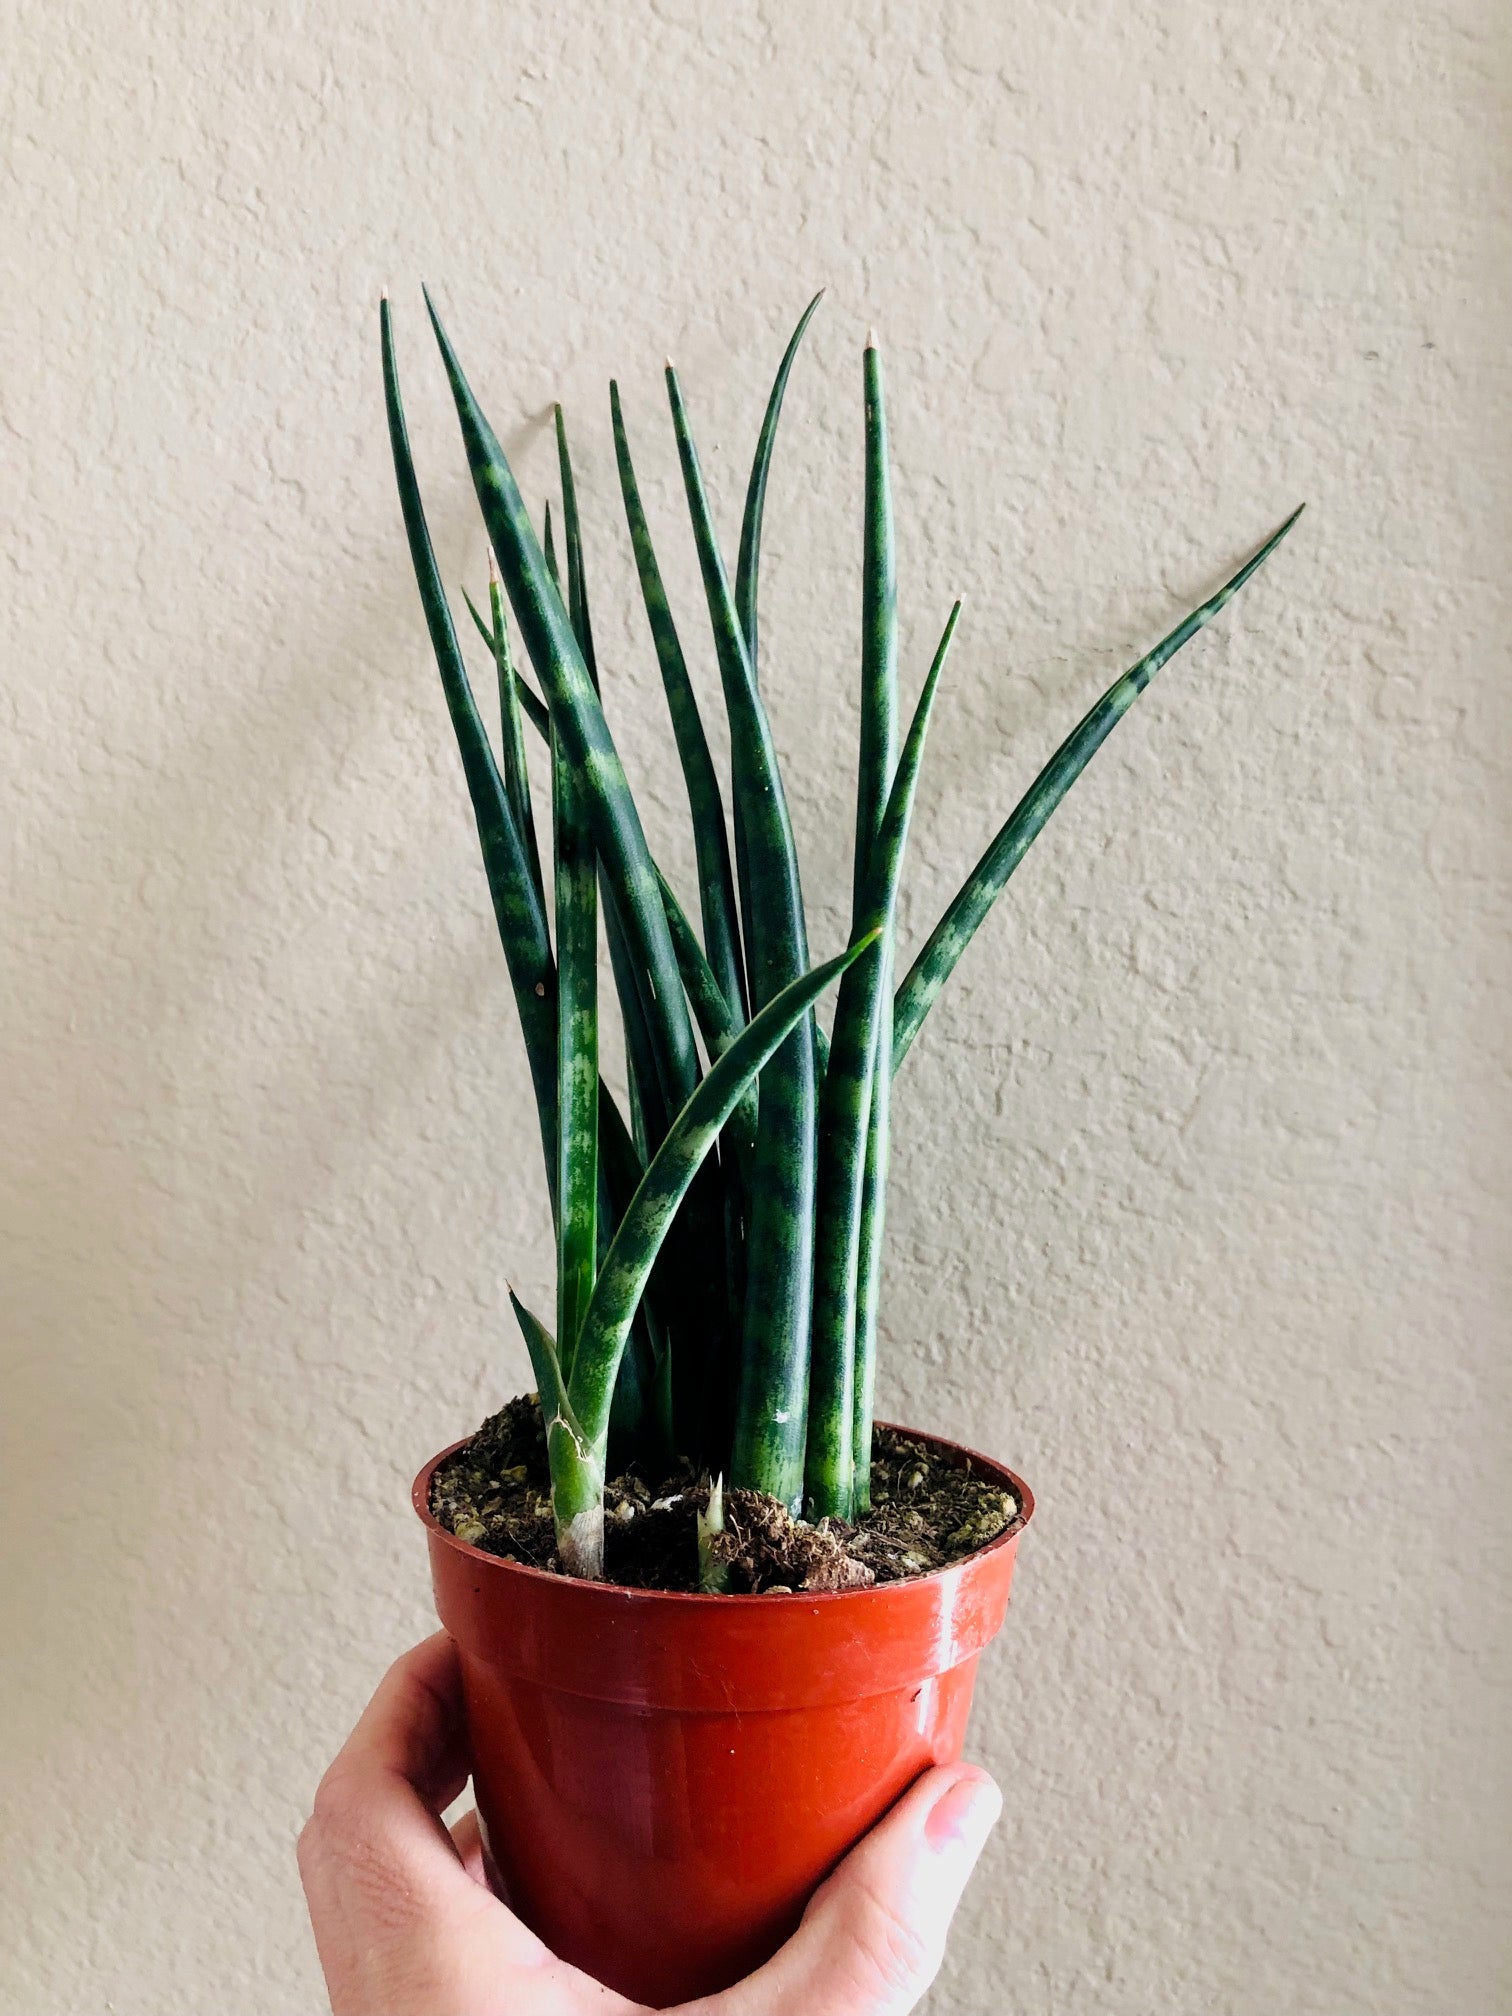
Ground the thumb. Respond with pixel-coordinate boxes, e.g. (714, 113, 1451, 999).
(715, 1765, 1002, 2016)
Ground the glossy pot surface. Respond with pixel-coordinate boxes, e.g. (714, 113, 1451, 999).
(415, 1426, 1032, 2007)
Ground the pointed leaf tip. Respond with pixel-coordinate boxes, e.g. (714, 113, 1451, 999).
(421, 284, 447, 345)
(890, 510, 1302, 1074)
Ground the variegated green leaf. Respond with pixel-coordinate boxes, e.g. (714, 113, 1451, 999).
(808, 600, 959, 1519)
(666, 361, 818, 1510)
(380, 299, 559, 1209)
(612, 380, 747, 1020)
(423, 294, 701, 1126)
(892, 508, 1306, 1070)
(735, 290, 824, 674)
(565, 931, 878, 1467)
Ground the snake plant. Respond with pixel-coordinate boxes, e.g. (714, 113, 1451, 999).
(382, 290, 1301, 1578)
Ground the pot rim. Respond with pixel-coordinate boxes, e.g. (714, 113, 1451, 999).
(413, 1418, 1033, 1606)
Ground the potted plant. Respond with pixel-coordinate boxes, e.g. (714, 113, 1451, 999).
(381, 289, 1299, 2007)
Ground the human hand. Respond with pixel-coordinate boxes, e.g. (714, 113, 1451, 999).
(298, 1632, 1002, 2014)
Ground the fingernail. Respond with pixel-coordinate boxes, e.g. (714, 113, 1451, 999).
(924, 1768, 1002, 1859)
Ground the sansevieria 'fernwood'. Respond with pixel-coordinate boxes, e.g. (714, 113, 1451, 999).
(382, 291, 1302, 1576)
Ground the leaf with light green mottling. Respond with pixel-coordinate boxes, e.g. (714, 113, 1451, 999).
(666, 360, 818, 1509)
(484, 565, 544, 915)
(892, 507, 1306, 1071)
(381, 299, 558, 1210)
(612, 380, 747, 1019)
(463, 584, 551, 738)
(423, 293, 701, 1128)
(551, 723, 598, 1374)
(808, 601, 959, 1519)
(847, 338, 899, 1514)
(565, 930, 878, 1462)
(656, 866, 757, 1178)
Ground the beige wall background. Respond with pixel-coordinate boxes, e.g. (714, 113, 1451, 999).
(3, 1, 1509, 2011)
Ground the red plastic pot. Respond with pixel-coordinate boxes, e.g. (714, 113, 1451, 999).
(414, 1426, 1032, 2008)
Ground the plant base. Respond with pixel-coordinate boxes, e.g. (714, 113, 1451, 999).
(414, 1424, 1032, 2004)
(429, 1395, 1019, 1591)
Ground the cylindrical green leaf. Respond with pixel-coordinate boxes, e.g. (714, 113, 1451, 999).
(552, 727, 598, 1372)
(554, 405, 599, 691)
(422, 294, 700, 1126)
(807, 603, 959, 1520)
(666, 363, 818, 1510)
(554, 404, 729, 1454)
(841, 337, 900, 1517)
(735, 290, 824, 675)
(486, 566, 545, 916)
(463, 583, 551, 738)
(566, 932, 878, 1460)
(381, 300, 559, 1211)
(850, 1074, 888, 1510)
(509, 1292, 605, 1580)
(855, 340, 898, 913)
(611, 381, 747, 1021)
(657, 866, 757, 1179)
(892, 508, 1305, 1071)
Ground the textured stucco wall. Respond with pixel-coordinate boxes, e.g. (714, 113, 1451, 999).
(3, 2, 1509, 2011)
